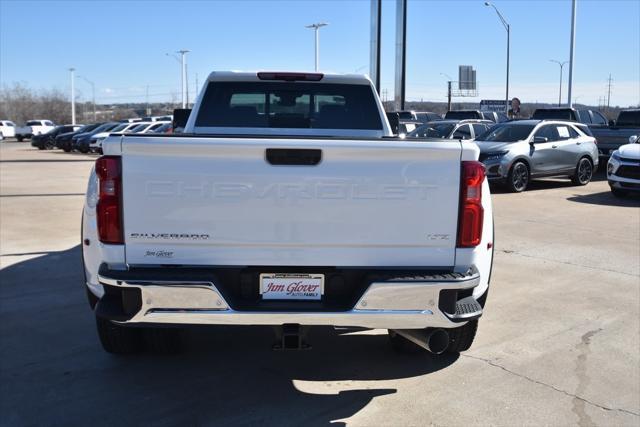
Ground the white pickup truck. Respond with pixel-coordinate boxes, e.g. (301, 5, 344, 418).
(82, 71, 494, 355)
(15, 119, 56, 141)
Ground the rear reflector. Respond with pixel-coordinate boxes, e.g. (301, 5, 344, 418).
(257, 72, 323, 82)
(457, 161, 485, 248)
(95, 156, 123, 244)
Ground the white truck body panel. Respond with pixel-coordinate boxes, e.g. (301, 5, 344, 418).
(120, 136, 462, 267)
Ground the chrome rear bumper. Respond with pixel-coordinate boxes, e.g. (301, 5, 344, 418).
(97, 267, 482, 329)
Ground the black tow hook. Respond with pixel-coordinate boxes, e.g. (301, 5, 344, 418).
(273, 324, 311, 350)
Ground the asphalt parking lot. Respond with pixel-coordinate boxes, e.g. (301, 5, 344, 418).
(1, 142, 639, 426)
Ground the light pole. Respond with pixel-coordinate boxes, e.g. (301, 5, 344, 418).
(305, 22, 328, 71)
(77, 75, 96, 121)
(69, 68, 76, 125)
(167, 50, 190, 108)
(484, 2, 510, 114)
(549, 60, 568, 107)
(567, 0, 577, 107)
(440, 73, 453, 112)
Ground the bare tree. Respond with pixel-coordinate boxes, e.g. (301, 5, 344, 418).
(0, 83, 71, 124)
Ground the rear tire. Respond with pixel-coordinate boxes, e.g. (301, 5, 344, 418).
(17, 136, 24, 142)
(96, 316, 142, 354)
(571, 157, 593, 185)
(63, 146, 71, 153)
(611, 188, 627, 198)
(445, 320, 478, 353)
(86, 286, 99, 310)
(506, 161, 529, 192)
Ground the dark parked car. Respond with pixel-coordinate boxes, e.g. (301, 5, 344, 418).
(531, 107, 608, 128)
(55, 123, 101, 152)
(444, 110, 484, 120)
(72, 122, 119, 153)
(407, 119, 494, 141)
(31, 125, 82, 150)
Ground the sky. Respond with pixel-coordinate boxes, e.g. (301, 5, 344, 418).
(1, 0, 639, 107)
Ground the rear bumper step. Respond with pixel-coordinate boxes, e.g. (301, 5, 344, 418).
(96, 265, 483, 329)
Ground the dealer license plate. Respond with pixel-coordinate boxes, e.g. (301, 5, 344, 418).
(260, 273, 324, 300)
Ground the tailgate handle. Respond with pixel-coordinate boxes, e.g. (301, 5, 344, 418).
(266, 148, 322, 166)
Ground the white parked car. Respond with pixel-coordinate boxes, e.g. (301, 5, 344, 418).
(607, 135, 640, 197)
(83, 71, 494, 356)
(0, 120, 17, 140)
(15, 120, 56, 141)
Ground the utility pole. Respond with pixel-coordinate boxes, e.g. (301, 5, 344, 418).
(146, 85, 151, 116)
(185, 63, 190, 107)
(440, 73, 453, 111)
(69, 68, 76, 125)
(305, 22, 328, 71)
(195, 73, 199, 98)
(606, 74, 613, 111)
(567, 0, 577, 107)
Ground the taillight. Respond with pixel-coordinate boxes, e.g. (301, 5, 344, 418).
(95, 156, 123, 244)
(457, 161, 485, 248)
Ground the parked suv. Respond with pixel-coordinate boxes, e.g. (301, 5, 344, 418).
(396, 110, 442, 123)
(476, 120, 598, 192)
(532, 108, 608, 128)
(408, 119, 493, 140)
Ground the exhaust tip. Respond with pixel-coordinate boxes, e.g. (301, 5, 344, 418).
(426, 329, 450, 355)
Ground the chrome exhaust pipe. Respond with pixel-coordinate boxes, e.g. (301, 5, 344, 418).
(392, 328, 450, 354)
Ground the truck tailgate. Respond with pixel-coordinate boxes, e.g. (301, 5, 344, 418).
(121, 136, 462, 267)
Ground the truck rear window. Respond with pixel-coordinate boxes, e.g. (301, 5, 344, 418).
(617, 111, 640, 127)
(195, 82, 382, 130)
(532, 109, 575, 120)
(444, 111, 482, 120)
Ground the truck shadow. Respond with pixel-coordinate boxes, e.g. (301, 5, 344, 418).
(567, 190, 640, 207)
(0, 246, 457, 426)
